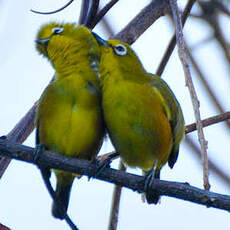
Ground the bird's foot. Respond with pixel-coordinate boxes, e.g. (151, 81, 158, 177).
(88, 153, 119, 180)
(34, 144, 51, 179)
(143, 168, 160, 204)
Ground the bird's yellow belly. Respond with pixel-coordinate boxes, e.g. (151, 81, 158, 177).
(39, 100, 102, 159)
(103, 81, 172, 171)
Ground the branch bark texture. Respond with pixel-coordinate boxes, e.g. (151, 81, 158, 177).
(0, 139, 230, 212)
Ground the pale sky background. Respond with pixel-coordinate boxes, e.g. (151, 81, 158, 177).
(0, 0, 230, 230)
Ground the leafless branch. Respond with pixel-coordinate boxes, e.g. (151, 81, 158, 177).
(156, 0, 196, 76)
(185, 111, 230, 134)
(85, 0, 100, 27)
(113, 0, 170, 43)
(169, 0, 210, 190)
(90, 0, 119, 29)
(0, 139, 230, 212)
(31, 0, 74, 15)
(79, 0, 90, 25)
(108, 161, 126, 230)
(0, 101, 37, 178)
(0, 223, 10, 230)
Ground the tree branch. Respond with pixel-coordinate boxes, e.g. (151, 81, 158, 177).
(31, 0, 74, 15)
(108, 161, 126, 230)
(0, 101, 37, 178)
(113, 0, 170, 44)
(156, 0, 196, 76)
(185, 111, 230, 134)
(0, 223, 10, 230)
(169, 0, 210, 190)
(90, 0, 119, 29)
(0, 139, 230, 212)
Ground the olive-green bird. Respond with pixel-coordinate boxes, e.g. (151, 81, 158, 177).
(93, 34, 185, 203)
(35, 22, 104, 219)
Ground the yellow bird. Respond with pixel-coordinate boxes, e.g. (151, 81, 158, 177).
(93, 35, 185, 203)
(35, 23, 105, 219)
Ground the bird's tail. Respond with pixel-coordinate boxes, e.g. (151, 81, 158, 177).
(52, 172, 74, 219)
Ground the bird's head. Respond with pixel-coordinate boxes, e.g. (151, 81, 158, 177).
(92, 33, 145, 74)
(36, 22, 101, 72)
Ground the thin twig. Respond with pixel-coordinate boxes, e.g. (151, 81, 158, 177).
(185, 111, 230, 134)
(169, 0, 210, 190)
(108, 161, 126, 230)
(90, 0, 119, 29)
(97, 151, 118, 161)
(31, 0, 74, 15)
(1, 139, 230, 212)
(156, 0, 196, 76)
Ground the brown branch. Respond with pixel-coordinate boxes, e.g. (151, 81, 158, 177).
(113, 0, 170, 44)
(1, 139, 230, 212)
(185, 111, 230, 134)
(156, 0, 196, 76)
(108, 161, 126, 230)
(0, 101, 37, 178)
(169, 0, 210, 191)
(0, 223, 10, 230)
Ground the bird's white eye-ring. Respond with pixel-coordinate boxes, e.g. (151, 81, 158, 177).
(52, 27, 64, 35)
(113, 44, 127, 56)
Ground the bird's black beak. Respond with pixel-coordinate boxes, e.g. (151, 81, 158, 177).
(92, 32, 109, 47)
(35, 37, 50, 48)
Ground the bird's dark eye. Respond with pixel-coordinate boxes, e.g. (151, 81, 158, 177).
(52, 27, 64, 35)
(113, 44, 127, 56)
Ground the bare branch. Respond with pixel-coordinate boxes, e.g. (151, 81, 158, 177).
(0, 101, 37, 178)
(79, 0, 90, 25)
(185, 111, 230, 134)
(90, 0, 119, 29)
(169, 0, 210, 190)
(1, 139, 230, 212)
(156, 0, 196, 76)
(0, 223, 10, 230)
(108, 161, 126, 230)
(113, 0, 170, 44)
(31, 0, 74, 15)
(85, 0, 100, 27)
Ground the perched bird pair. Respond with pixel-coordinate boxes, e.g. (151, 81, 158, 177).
(35, 22, 185, 219)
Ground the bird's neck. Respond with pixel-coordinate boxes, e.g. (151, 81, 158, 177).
(54, 56, 99, 80)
